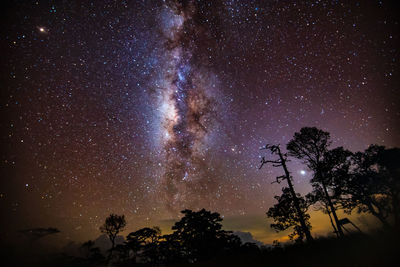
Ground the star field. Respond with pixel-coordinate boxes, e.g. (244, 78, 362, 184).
(1, 0, 399, 243)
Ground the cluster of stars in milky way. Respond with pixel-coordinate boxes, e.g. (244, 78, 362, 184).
(0, 0, 399, 242)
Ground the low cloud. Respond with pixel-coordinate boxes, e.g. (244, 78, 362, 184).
(233, 231, 264, 247)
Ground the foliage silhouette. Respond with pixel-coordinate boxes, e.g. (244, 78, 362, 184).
(267, 187, 312, 242)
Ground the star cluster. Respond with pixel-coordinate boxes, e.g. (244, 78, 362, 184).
(1, 0, 399, 243)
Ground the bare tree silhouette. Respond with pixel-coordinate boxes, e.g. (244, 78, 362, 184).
(260, 144, 313, 242)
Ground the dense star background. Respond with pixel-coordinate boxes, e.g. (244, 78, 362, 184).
(1, 0, 399, 244)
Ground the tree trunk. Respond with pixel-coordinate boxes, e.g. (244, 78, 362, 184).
(105, 237, 115, 267)
(325, 203, 339, 237)
(318, 170, 344, 237)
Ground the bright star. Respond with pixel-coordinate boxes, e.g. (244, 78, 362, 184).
(300, 170, 306, 176)
(37, 26, 48, 33)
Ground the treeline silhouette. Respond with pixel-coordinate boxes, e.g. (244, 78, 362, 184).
(72, 209, 253, 266)
(3, 127, 398, 266)
(261, 127, 399, 242)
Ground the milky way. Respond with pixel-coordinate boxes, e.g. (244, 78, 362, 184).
(156, 1, 221, 212)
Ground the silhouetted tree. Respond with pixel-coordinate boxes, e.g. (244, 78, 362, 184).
(260, 144, 313, 242)
(287, 127, 345, 237)
(170, 209, 241, 262)
(100, 214, 126, 266)
(340, 145, 400, 228)
(267, 187, 312, 242)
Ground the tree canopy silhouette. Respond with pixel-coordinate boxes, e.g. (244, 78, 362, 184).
(96, 209, 244, 265)
(170, 208, 241, 262)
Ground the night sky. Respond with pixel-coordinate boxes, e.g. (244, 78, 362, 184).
(1, 0, 399, 244)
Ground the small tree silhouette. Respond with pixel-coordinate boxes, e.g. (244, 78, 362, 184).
(100, 214, 126, 266)
(260, 144, 313, 242)
(287, 127, 345, 237)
